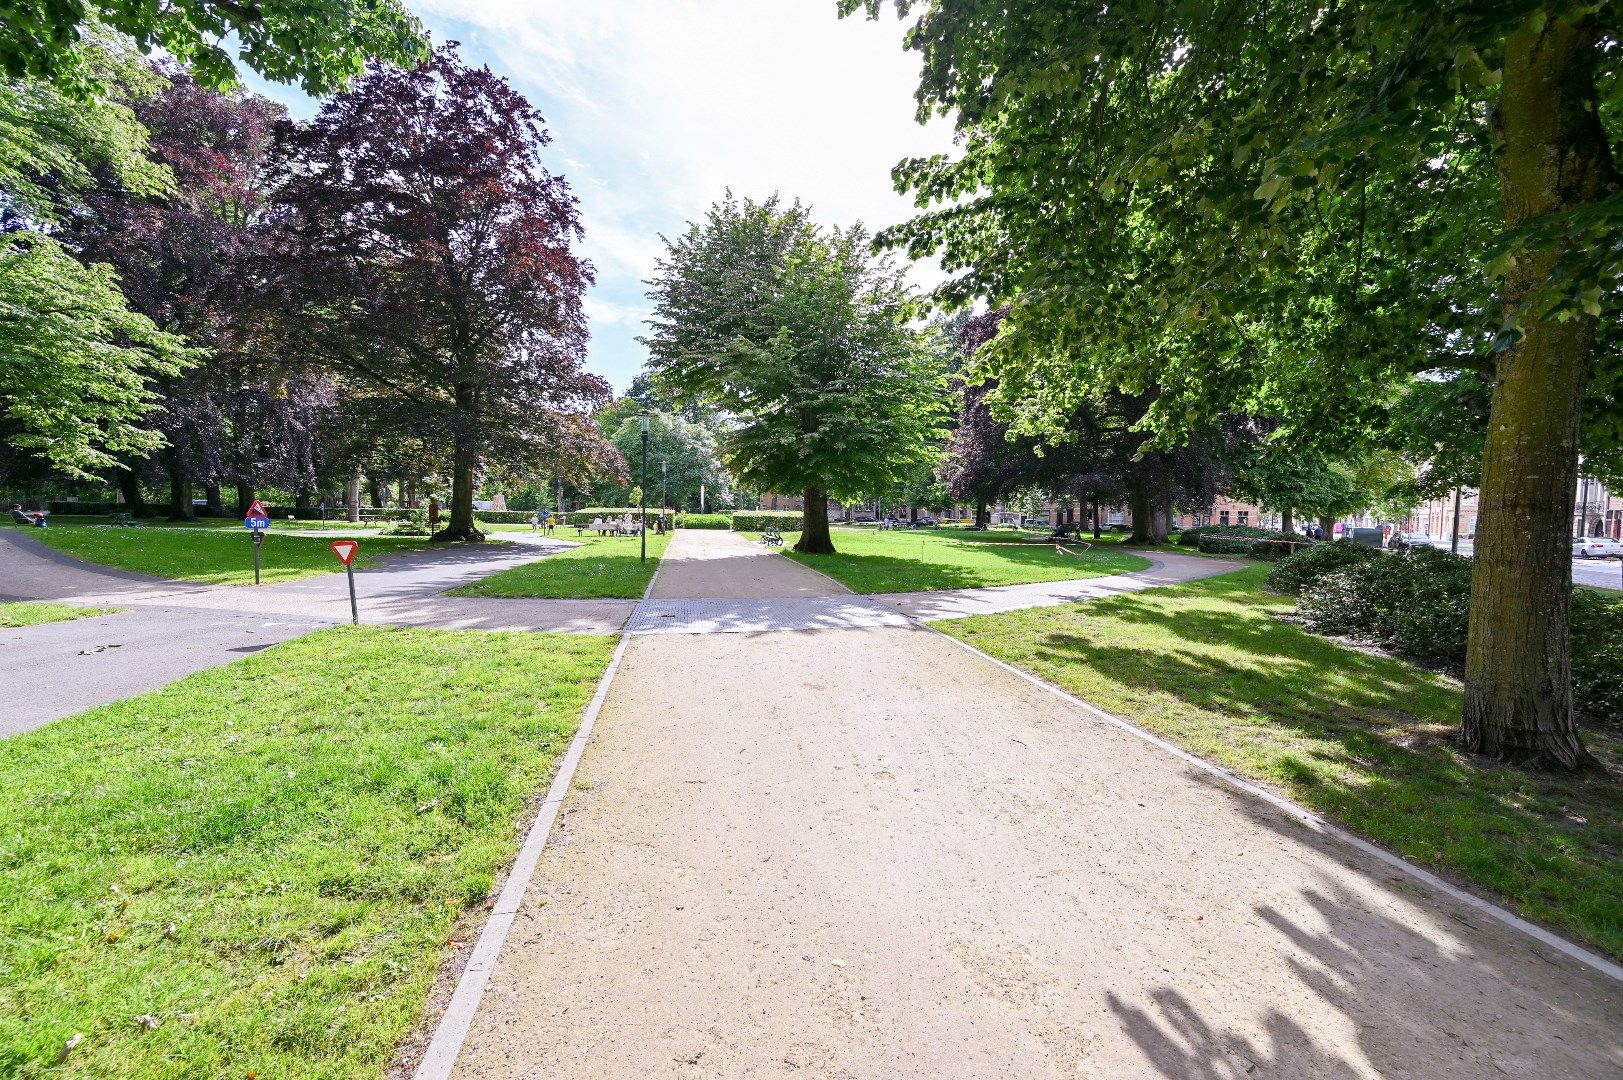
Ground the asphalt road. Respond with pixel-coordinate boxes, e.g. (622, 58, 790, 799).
(1407, 541, 1620, 591)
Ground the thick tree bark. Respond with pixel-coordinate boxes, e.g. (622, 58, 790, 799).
(235, 483, 256, 518)
(1462, 13, 1614, 768)
(295, 488, 312, 511)
(370, 480, 386, 509)
(1319, 514, 1335, 539)
(115, 468, 150, 517)
(435, 442, 485, 542)
(796, 487, 835, 553)
(1126, 488, 1167, 544)
(974, 499, 989, 529)
(1280, 507, 1295, 536)
(1091, 498, 1102, 540)
(346, 468, 361, 523)
(166, 453, 194, 521)
(202, 482, 223, 517)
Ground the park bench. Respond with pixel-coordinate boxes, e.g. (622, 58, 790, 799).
(109, 511, 138, 527)
(760, 528, 783, 547)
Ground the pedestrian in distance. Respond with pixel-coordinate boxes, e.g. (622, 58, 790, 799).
(529, 511, 540, 534)
(428, 497, 440, 531)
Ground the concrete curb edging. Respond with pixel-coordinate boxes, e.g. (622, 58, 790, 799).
(924, 624, 1623, 985)
(411, 553, 666, 1079)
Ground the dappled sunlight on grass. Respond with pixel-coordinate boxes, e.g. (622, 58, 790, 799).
(449, 531, 669, 599)
(773, 525, 1151, 593)
(24, 520, 427, 585)
(940, 566, 1622, 957)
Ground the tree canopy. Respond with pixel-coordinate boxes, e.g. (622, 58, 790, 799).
(267, 45, 617, 540)
(642, 193, 948, 553)
(852, 0, 1620, 767)
(0, 1, 426, 96)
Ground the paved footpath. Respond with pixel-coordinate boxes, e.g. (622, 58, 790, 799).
(441, 529, 1621, 1079)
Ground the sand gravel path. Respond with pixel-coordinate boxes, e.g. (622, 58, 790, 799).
(440, 529, 1623, 1079)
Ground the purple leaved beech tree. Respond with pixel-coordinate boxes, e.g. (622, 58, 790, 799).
(267, 45, 620, 541)
(67, 68, 294, 518)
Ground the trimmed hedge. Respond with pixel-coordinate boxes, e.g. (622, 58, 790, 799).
(731, 510, 803, 532)
(678, 512, 730, 529)
(1265, 540, 1383, 594)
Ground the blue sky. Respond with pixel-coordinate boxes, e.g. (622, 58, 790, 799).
(244, 0, 952, 395)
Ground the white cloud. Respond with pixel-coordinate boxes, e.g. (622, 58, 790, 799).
(254, 1, 954, 391)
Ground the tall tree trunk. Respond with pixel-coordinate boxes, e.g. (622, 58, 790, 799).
(404, 478, 417, 509)
(1091, 497, 1102, 540)
(435, 442, 484, 542)
(1463, 12, 1613, 769)
(370, 480, 386, 509)
(1126, 488, 1167, 544)
(235, 483, 256, 519)
(295, 488, 312, 511)
(974, 499, 988, 529)
(346, 467, 361, 523)
(796, 487, 835, 553)
(166, 452, 194, 521)
(203, 481, 223, 517)
(115, 467, 150, 517)
(1319, 514, 1335, 539)
(1280, 507, 1295, 536)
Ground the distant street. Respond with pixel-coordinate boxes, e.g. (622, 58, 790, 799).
(1422, 541, 1620, 591)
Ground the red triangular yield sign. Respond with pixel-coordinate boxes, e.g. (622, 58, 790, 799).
(330, 540, 358, 566)
(246, 499, 268, 517)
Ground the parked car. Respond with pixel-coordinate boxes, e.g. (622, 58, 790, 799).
(1573, 536, 1623, 559)
(1391, 531, 1450, 551)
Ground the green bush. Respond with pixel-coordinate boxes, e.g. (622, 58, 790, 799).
(1178, 523, 1274, 547)
(731, 510, 803, 532)
(1572, 590, 1623, 723)
(1188, 524, 1302, 559)
(1297, 548, 1473, 665)
(677, 512, 730, 529)
(474, 509, 548, 524)
(1294, 550, 1623, 721)
(1266, 540, 1383, 594)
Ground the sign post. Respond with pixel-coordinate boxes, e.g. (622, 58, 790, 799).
(243, 499, 270, 584)
(331, 540, 359, 625)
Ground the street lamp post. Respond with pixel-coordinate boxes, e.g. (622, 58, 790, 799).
(640, 413, 650, 563)
(661, 459, 668, 519)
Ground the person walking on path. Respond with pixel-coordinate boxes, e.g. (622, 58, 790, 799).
(529, 511, 540, 534)
(428, 498, 440, 532)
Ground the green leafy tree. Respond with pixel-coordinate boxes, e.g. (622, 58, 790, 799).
(1, 3, 425, 96)
(851, 0, 1620, 768)
(0, 235, 190, 476)
(0, 36, 190, 478)
(643, 194, 948, 553)
(1229, 448, 1369, 537)
(593, 407, 727, 512)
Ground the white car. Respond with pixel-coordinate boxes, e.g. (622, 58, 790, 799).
(1573, 536, 1623, 559)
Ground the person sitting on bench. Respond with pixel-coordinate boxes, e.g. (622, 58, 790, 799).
(10, 504, 47, 527)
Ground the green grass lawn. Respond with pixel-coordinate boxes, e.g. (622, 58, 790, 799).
(0, 601, 119, 627)
(769, 525, 1152, 593)
(938, 565, 1622, 957)
(23, 521, 428, 585)
(448, 532, 670, 599)
(0, 626, 615, 1077)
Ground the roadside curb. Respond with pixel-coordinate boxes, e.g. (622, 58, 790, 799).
(924, 623, 1623, 985)
(410, 552, 666, 1079)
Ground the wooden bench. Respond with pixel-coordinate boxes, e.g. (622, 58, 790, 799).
(760, 528, 783, 547)
(109, 511, 138, 527)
